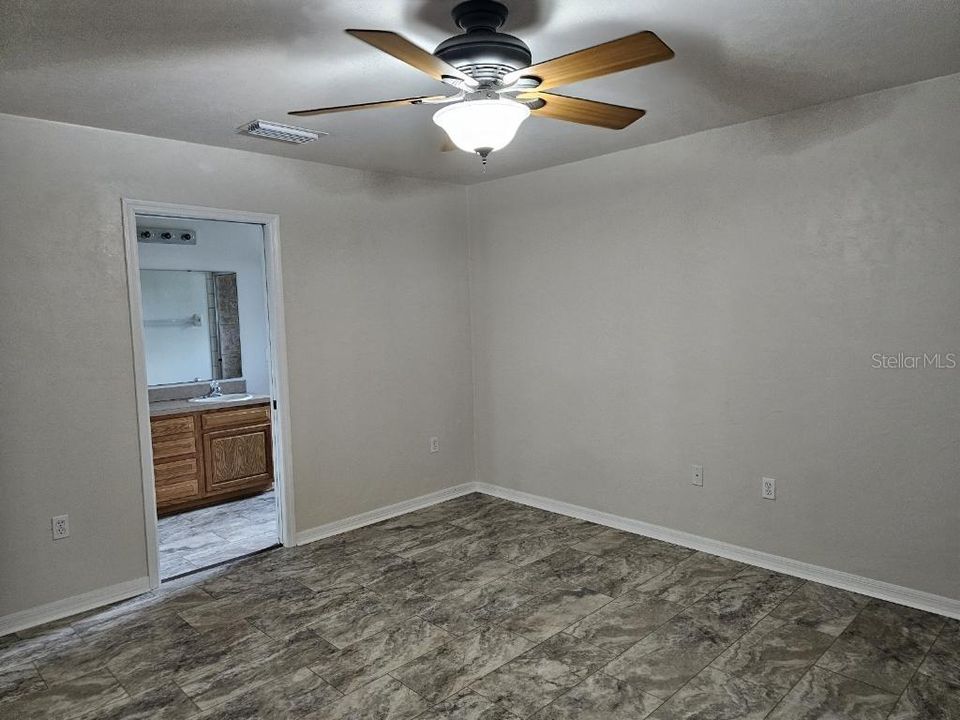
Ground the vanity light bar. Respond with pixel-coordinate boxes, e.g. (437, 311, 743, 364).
(137, 227, 197, 245)
(239, 119, 326, 144)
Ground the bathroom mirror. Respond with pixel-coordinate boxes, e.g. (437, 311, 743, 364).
(140, 270, 242, 386)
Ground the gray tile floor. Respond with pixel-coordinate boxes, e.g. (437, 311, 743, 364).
(2, 493, 957, 719)
(158, 490, 279, 580)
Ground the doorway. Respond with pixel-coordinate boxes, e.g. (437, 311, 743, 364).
(122, 200, 295, 587)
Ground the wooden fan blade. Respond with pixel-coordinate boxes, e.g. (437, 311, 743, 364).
(346, 29, 476, 86)
(289, 95, 448, 117)
(503, 31, 673, 90)
(518, 92, 645, 129)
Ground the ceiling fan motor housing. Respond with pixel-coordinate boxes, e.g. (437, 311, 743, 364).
(434, 0, 531, 84)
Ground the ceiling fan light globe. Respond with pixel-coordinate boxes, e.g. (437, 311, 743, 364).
(433, 99, 530, 154)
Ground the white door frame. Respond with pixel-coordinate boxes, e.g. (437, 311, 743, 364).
(121, 198, 296, 590)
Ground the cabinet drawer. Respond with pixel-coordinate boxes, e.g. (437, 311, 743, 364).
(150, 414, 196, 438)
(156, 476, 200, 504)
(154, 458, 200, 505)
(152, 434, 197, 461)
(201, 404, 270, 431)
(155, 457, 198, 485)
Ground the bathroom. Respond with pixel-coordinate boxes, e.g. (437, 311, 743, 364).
(136, 215, 279, 579)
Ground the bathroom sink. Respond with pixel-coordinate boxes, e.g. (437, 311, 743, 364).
(188, 393, 254, 404)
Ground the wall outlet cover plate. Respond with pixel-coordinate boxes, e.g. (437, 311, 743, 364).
(692, 464, 703, 487)
(762, 477, 776, 500)
(52, 514, 70, 540)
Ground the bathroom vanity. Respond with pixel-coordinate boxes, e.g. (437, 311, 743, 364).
(149, 396, 273, 514)
(138, 265, 275, 515)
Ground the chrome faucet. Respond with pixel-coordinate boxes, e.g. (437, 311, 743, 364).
(206, 380, 222, 398)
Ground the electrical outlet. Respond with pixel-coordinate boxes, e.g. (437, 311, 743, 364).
(761, 477, 776, 500)
(691, 464, 703, 487)
(429, 437, 440, 454)
(52, 514, 70, 540)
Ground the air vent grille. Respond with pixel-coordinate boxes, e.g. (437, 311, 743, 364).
(239, 120, 326, 144)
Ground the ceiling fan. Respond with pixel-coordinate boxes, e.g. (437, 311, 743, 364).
(289, 0, 674, 165)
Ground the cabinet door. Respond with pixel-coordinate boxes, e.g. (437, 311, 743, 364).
(202, 424, 273, 496)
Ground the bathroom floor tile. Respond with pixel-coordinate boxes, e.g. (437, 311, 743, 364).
(157, 489, 278, 580)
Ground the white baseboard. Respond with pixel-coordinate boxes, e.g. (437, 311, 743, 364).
(295, 483, 477, 546)
(474, 482, 960, 620)
(3, 485, 477, 637)
(0, 577, 151, 637)
(7, 480, 955, 637)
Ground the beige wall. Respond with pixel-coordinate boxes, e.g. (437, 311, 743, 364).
(0, 114, 474, 616)
(469, 74, 960, 599)
(3, 72, 958, 621)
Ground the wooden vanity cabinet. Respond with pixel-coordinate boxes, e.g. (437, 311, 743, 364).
(202, 405, 272, 496)
(151, 402, 272, 515)
(151, 415, 202, 508)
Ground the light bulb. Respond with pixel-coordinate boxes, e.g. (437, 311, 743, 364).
(433, 98, 530, 155)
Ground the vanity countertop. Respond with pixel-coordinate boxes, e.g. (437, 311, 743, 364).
(149, 394, 272, 417)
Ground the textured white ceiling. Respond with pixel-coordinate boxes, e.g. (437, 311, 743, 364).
(2, 1, 959, 184)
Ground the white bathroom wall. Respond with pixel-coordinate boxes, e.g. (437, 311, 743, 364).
(138, 218, 271, 394)
(469, 74, 960, 600)
(0, 113, 474, 619)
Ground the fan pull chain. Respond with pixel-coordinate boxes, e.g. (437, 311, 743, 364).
(477, 147, 492, 173)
